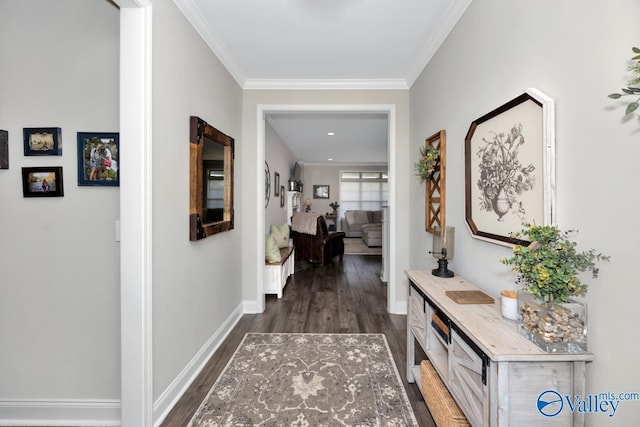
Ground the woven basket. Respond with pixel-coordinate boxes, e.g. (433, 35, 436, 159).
(420, 360, 470, 427)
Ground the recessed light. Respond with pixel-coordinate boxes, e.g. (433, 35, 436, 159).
(327, 132, 335, 136)
(328, 158, 333, 161)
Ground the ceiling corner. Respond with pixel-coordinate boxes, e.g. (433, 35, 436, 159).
(173, 0, 247, 88)
(405, 0, 473, 88)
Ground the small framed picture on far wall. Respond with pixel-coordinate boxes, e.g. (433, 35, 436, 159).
(23, 127, 62, 156)
(313, 185, 329, 199)
(22, 166, 64, 197)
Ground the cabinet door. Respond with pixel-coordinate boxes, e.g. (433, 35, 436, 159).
(409, 287, 426, 347)
(449, 330, 487, 427)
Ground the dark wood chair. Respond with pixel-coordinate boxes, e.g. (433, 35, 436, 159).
(292, 215, 345, 264)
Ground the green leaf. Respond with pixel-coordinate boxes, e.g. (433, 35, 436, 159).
(625, 102, 639, 115)
(632, 54, 640, 61)
(633, 47, 640, 53)
(622, 88, 635, 94)
(608, 93, 622, 99)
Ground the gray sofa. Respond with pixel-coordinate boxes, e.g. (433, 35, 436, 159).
(340, 210, 382, 238)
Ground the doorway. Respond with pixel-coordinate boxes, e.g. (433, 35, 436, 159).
(256, 104, 397, 313)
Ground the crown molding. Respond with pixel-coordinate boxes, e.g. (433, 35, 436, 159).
(405, 0, 473, 87)
(173, 0, 246, 87)
(244, 79, 409, 91)
(303, 161, 388, 167)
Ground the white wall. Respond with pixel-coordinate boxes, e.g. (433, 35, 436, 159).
(409, 0, 640, 425)
(150, 0, 243, 417)
(265, 121, 296, 233)
(0, 0, 121, 421)
(242, 90, 410, 313)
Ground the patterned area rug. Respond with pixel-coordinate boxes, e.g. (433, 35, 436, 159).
(188, 333, 417, 426)
(343, 237, 382, 256)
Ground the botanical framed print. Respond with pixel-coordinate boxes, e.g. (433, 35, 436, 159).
(22, 166, 64, 197)
(280, 186, 285, 207)
(77, 132, 119, 186)
(274, 172, 280, 196)
(313, 185, 329, 199)
(23, 127, 62, 156)
(465, 88, 555, 246)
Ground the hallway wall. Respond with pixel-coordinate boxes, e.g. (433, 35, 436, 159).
(409, 0, 640, 425)
(0, 0, 121, 421)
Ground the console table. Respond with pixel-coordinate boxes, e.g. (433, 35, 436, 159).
(405, 270, 593, 426)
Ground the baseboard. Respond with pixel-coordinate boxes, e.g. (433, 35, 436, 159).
(389, 300, 408, 315)
(242, 299, 262, 314)
(0, 398, 121, 426)
(152, 302, 244, 426)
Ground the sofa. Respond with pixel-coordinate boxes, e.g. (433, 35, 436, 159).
(341, 210, 383, 238)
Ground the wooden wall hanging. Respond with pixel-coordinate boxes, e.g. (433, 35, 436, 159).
(425, 130, 446, 233)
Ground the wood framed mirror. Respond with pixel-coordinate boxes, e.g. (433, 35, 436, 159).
(189, 116, 234, 241)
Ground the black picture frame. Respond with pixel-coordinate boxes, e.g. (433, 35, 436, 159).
(274, 172, 280, 196)
(22, 166, 64, 197)
(313, 185, 330, 199)
(464, 88, 555, 246)
(23, 127, 62, 156)
(77, 132, 119, 187)
(280, 186, 285, 207)
(0, 130, 8, 169)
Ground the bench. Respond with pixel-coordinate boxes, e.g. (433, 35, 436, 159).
(264, 246, 295, 298)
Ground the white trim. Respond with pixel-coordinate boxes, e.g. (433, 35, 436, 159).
(257, 104, 398, 313)
(172, 0, 246, 87)
(243, 299, 262, 314)
(405, 0, 473, 87)
(302, 161, 388, 167)
(152, 303, 244, 426)
(0, 399, 120, 427)
(244, 79, 409, 91)
(119, 3, 154, 427)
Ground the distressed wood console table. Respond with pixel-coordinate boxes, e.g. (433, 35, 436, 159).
(406, 270, 593, 426)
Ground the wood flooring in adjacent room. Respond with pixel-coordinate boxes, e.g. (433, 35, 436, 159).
(161, 254, 435, 426)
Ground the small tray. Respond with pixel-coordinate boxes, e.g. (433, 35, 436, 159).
(445, 290, 494, 304)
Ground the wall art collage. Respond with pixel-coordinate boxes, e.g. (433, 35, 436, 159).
(0, 127, 119, 198)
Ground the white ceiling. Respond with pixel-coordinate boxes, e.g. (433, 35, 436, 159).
(267, 111, 389, 165)
(174, 0, 471, 163)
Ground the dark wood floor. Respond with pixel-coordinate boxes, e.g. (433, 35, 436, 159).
(161, 254, 435, 426)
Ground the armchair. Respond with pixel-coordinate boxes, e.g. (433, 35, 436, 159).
(292, 215, 345, 264)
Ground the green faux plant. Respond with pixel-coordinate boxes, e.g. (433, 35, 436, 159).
(608, 46, 640, 122)
(500, 223, 609, 303)
(414, 145, 439, 183)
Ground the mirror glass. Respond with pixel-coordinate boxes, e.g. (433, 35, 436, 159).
(190, 116, 234, 241)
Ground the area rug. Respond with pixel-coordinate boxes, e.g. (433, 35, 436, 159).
(188, 333, 418, 426)
(343, 238, 382, 256)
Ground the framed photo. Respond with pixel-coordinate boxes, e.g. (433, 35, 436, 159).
(22, 166, 64, 197)
(313, 185, 330, 199)
(23, 127, 62, 156)
(465, 88, 555, 246)
(280, 186, 285, 207)
(0, 130, 8, 169)
(274, 172, 280, 196)
(77, 132, 119, 186)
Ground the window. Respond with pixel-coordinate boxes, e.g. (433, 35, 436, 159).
(339, 171, 388, 213)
